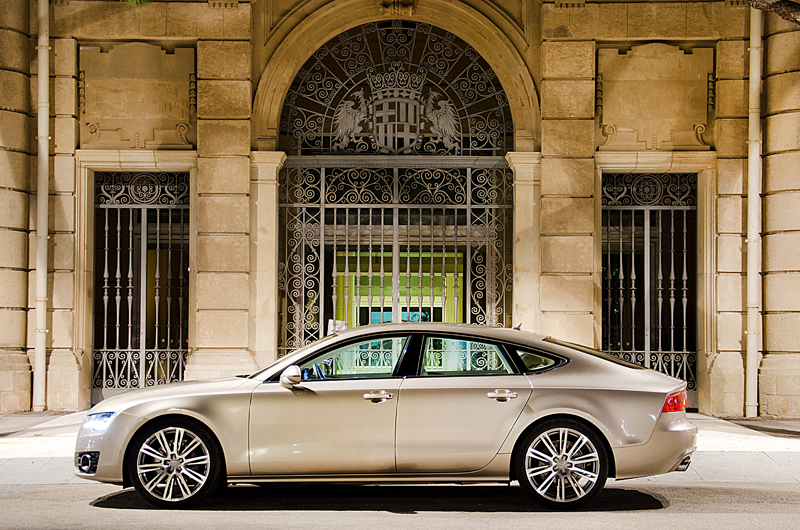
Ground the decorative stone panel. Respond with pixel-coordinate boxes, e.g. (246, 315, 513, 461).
(79, 43, 195, 150)
(597, 44, 713, 151)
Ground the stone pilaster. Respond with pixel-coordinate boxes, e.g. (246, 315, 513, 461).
(538, 38, 597, 347)
(699, 34, 751, 417)
(185, 15, 256, 380)
(0, 0, 32, 412)
(506, 152, 542, 333)
(250, 151, 286, 369)
(29, 37, 87, 410)
(761, 13, 800, 418)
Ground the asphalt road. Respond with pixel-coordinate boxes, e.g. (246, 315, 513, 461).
(1, 481, 799, 530)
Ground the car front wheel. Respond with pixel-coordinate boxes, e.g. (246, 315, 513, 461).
(128, 419, 224, 508)
(515, 419, 608, 509)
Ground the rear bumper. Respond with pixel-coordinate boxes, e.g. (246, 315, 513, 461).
(612, 412, 697, 479)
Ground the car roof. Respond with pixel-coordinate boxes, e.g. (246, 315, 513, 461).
(329, 322, 548, 346)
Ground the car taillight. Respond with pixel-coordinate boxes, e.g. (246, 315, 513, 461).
(662, 390, 686, 413)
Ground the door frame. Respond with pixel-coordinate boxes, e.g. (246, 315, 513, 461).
(76, 150, 198, 403)
(594, 151, 716, 409)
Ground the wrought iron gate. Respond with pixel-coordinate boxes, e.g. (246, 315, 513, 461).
(91, 172, 189, 403)
(277, 20, 515, 354)
(601, 173, 698, 403)
(278, 157, 513, 354)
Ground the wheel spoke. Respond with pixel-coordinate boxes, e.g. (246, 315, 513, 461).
(567, 434, 589, 459)
(175, 473, 192, 499)
(178, 436, 203, 459)
(571, 453, 599, 466)
(173, 428, 185, 456)
(140, 443, 167, 461)
(143, 469, 168, 493)
(556, 475, 566, 502)
(540, 434, 560, 459)
(527, 447, 553, 463)
(155, 430, 171, 457)
(183, 454, 210, 467)
(181, 466, 207, 485)
(137, 462, 165, 474)
(566, 472, 587, 498)
(163, 474, 175, 500)
(526, 464, 553, 479)
(536, 470, 559, 495)
(571, 467, 598, 482)
(558, 428, 568, 456)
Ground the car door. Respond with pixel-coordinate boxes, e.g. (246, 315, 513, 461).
(249, 335, 409, 475)
(395, 335, 532, 473)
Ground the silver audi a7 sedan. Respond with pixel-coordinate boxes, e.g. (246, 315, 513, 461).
(75, 323, 696, 509)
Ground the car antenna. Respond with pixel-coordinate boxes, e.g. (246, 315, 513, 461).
(513, 323, 522, 330)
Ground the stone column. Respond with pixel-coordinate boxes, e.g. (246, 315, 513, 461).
(699, 37, 751, 417)
(0, 0, 31, 412)
(250, 152, 286, 368)
(538, 40, 597, 347)
(761, 14, 800, 417)
(506, 152, 541, 332)
(186, 31, 256, 380)
(38, 38, 86, 410)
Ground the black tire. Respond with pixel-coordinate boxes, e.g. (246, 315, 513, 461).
(514, 418, 608, 510)
(127, 418, 225, 509)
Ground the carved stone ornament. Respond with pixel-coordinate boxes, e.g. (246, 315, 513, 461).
(79, 43, 195, 150)
(379, 0, 415, 16)
(597, 44, 713, 152)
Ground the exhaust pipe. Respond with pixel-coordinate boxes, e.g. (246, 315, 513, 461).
(676, 456, 692, 472)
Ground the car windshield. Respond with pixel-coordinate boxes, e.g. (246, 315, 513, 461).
(246, 333, 340, 378)
(543, 337, 646, 370)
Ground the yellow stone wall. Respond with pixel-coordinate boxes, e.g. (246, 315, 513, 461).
(0, 1, 798, 417)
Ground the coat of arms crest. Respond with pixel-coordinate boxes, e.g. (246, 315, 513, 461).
(332, 62, 460, 154)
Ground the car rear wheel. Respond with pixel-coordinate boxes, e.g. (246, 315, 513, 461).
(515, 419, 608, 509)
(128, 419, 224, 509)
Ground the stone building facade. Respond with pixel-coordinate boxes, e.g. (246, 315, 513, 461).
(0, 0, 798, 417)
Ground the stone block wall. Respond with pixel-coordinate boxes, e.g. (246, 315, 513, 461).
(186, 8, 256, 381)
(539, 36, 597, 347)
(761, 14, 800, 417)
(0, 0, 31, 412)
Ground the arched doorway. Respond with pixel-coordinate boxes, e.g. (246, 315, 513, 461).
(277, 20, 514, 354)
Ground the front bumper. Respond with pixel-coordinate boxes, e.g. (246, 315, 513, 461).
(611, 412, 697, 479)
(74, 411, 145, 484)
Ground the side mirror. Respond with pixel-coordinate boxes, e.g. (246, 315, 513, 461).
(280, 365, 302, 388)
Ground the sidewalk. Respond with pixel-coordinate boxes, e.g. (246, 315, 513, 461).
(1, 411, 799, 486)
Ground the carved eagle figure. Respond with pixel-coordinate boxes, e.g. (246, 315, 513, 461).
(332, 89, 367, 151)
(425, 90, 460, 154)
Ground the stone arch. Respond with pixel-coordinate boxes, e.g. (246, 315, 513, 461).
(252, 0, 540, 152)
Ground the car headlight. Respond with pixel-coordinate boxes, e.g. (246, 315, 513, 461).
(81, 412, 117, 432)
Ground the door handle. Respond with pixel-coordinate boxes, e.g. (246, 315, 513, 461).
(487, 389, 517, 402)
(363, 390, 394, 403)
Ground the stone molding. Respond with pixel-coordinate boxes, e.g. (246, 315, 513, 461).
(506, 152, 543, 183)
(595, 151, 717, 173)
(249, 151, 287, 368)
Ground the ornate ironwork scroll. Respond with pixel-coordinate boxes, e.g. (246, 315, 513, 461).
(277, 21, 514, 356)
(280, 20, 513, 156)
(278, 157, 513, 355)
(601, 173, 697, 207)
(92, 172, 189, 402)
(602, 173, 698, 399)
(95, 171, 190, 206)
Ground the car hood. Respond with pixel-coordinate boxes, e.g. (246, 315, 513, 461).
(86, 377, 256, 415)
